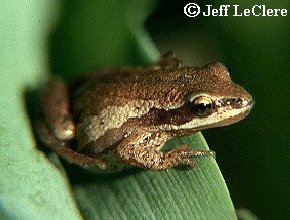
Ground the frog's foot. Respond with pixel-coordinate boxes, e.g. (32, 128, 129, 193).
(181, 147, 216, 159)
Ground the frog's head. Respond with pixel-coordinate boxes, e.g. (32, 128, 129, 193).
(147, 62, 253, 131)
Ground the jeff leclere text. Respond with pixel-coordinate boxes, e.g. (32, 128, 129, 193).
(203, 5, 287, 17)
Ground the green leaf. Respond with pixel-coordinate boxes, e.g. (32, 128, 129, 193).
(0, 1, 81, 219)
(73, 133, 236, 219)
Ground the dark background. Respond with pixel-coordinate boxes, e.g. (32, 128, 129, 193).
(146, 0, 290, 219)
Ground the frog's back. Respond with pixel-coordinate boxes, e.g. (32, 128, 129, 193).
(74, 66, 207, 115)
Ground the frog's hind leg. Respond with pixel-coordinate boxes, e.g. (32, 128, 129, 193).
(39, 77, 75, 140)
(38, 121, 106, 169)
(38, 78, 106, 169)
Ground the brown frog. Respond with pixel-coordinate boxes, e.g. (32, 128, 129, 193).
(38, 53, 252, 171)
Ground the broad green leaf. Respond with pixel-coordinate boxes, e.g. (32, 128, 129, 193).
(0, 1, 81, 220)
(73, 133, 236, 220)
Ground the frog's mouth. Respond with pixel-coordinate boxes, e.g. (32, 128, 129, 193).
(215, 97, 253, 112)
(206, 100, 253, 128)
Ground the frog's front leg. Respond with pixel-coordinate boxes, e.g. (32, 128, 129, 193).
(38, 78, 106, 169)
(115, 131, 215, 170)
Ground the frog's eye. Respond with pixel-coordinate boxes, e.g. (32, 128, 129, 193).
(189, 96, 213, 116)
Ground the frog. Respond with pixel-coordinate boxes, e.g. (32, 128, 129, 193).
(38, 52, 253, 171)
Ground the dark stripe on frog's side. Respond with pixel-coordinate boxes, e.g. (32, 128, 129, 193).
(79, 106, 198, 154)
